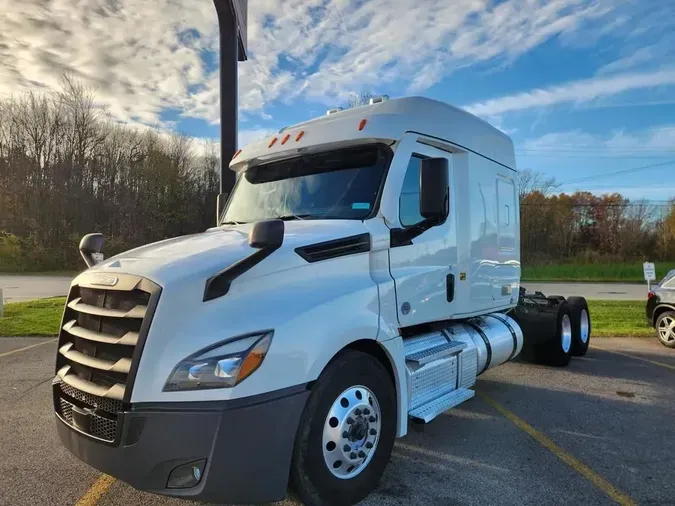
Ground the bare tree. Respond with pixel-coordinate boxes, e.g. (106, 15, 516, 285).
(517, 168, 559, 200)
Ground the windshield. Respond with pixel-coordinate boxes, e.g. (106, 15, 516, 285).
(660, 269, 675, 288)
(221, 144, 391, 224)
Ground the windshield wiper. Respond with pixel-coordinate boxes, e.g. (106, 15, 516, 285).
(221, 220, 246, 225)
(275, 214, 314, 221)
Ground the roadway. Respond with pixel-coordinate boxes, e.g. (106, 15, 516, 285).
(0, 275, 650, 302)
(0, 337, 673, 506)
(0, 275, 76, 302)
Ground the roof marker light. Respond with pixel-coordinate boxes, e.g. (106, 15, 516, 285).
(281, 134, 291, 145)
(268, 137, 278, 148)
(232, 149, 242, 159)
(358, 119, 367, 131)
(369, 95, 389, 105)
(295, 131, 305, 142)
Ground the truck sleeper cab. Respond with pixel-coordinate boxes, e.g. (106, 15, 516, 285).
(53, 97, 592, 506)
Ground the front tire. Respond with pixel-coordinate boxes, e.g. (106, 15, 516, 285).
(290, 350, 396, 506)
(655, 310, 675, 348)
(568, 296, 591, 356)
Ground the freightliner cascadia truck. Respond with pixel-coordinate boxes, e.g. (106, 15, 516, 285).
(52, 96, 592, 506)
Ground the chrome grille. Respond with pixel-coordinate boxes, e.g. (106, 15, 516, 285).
(53, 272, 160, 444)
(58, 397, 118, 443)
(60, 398, 73, 421)
(57, 380, 123, 414)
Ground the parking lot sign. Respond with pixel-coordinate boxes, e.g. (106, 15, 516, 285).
(644, 262, 656, 291)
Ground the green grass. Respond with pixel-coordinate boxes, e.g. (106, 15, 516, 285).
(0, 270, 78, 277)
(587, 300, 653, 337)
(0, 297, 66, 336)
(522, 262, 675, 282)
(0, 297, 655, 338)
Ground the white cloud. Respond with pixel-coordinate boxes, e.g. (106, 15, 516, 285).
(0, 0, 636, 129)
(522, 126, 675, 154)
(466, 68, 675, 116)
(596, 46, 656, 75)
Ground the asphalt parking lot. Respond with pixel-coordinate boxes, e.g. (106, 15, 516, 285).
(1, 337, 673, 506)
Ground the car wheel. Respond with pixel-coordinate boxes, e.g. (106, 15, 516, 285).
(567, 296, 591, 356)
(655, 310, 675, 348)
(290, 350, 396, 506)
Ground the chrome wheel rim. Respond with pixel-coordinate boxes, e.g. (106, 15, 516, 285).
(561, 314, 572, 353)
(322, 385, 381, 480)
(657, 315, 675, 344)
(580, 309, 590, 344)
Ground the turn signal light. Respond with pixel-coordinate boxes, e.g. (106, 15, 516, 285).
(358, 119, 367, 131)
(647, 291, 655, 299)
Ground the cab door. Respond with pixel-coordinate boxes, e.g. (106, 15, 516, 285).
(386, 140, 457, 327)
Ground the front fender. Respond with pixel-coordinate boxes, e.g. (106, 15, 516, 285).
(131, 253, 384, 403)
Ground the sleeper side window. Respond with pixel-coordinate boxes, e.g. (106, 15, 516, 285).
(399, 155, 425, 227)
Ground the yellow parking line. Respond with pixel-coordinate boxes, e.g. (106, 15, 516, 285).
(479, 392, 636, 506)
(0, 338, 57, 358)
(591, 346, 675, 371)
(76, 474, 116, 506)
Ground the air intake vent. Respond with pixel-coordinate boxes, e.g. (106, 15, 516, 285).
(53, 272, 160, 445)
(295, 233, 371, 263)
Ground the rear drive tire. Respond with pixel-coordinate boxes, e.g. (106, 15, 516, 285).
(540, 301, 573, 367)
(655, 310, 675, 348)
(290, 350, 396, 506)
(567, 296, 591, 356)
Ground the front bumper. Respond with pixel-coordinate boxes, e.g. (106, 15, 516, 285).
(56, 386, 310, 504)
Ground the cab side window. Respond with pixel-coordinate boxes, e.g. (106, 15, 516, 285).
(399, 155, 425, 227)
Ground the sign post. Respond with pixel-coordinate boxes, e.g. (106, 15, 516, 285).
(213, 0, 248, 196)
(643, 262, 656, 292)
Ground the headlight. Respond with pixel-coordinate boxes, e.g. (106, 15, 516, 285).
(163, 331, 273, 391)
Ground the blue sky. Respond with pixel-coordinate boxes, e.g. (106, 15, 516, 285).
(1, 0, 673, 202)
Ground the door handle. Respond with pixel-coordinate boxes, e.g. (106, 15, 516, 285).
(446, 273, 455, 303)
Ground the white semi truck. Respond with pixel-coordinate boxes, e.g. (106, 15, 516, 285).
(53, 96, 592, 506)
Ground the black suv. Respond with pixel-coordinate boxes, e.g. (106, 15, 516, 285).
(646, 269, 675, 348)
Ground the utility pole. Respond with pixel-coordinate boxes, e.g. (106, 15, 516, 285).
(213, 0, 247, 195)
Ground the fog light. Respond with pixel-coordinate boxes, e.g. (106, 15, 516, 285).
(167, 459, 206, 489)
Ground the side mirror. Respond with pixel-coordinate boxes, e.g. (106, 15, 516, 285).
(79, 233, 105, 268)
(249, 220, 285, 249)
(420, 158, 449, 221)
(216, 192, 229, 224)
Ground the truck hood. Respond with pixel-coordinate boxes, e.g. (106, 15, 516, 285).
(88, 220, 372, 287)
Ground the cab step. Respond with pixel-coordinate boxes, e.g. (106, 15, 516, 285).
(409, 388, 475, 423)
(406, 340, 466, 366)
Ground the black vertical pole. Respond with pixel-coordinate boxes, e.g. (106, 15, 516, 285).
(215, 1, 238, 195)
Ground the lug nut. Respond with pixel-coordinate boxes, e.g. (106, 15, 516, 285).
(366, 442, 373, 449)
(350, 452, 357, 459)
(358, 451, 366, 458)
(344, 445, 351, 452)
(363, 408, 370, 415)
(342, 431, 349, 438)
(347, 417, 354, 424)
(369, 416, 376, 422)
(354, 408, 362, 416)
(369, 428, 377, 436)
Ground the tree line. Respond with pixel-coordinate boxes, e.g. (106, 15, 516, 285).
(518, 169, 675, 265)
(0, 79, 673, 271)
(0, 76, 220, 271)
